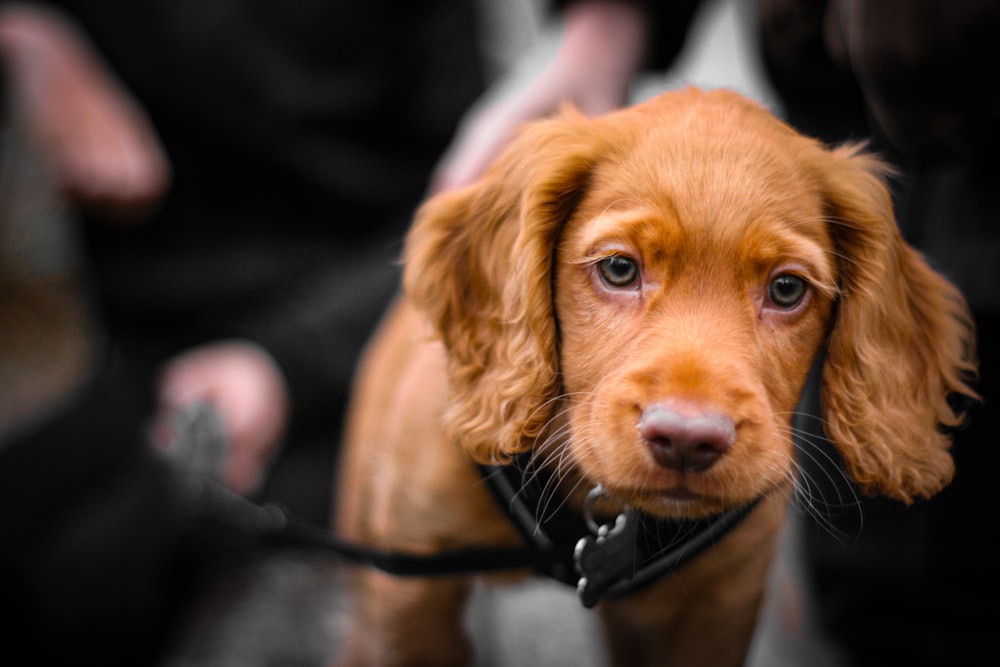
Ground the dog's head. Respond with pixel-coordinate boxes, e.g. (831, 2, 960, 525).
(405, 87, 977, 519)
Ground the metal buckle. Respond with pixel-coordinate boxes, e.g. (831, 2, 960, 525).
(573, 485, 638, 608)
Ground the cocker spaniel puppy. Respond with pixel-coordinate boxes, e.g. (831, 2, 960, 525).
(334, 87, 976, 667)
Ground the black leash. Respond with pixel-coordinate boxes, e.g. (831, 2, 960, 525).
(164, 403, 546, 577)
(181, 467, 757, 608)
(178, 472, 548, 578)
(167, 403, 760, 607)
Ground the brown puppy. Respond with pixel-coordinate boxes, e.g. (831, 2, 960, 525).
(334, 87, 977, 666)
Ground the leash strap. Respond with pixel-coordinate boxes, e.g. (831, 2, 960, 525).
(165, 404, 546, 577)
(179, 472, 548, 577)
(167, 405, 758, 605)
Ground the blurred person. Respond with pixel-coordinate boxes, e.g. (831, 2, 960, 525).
(0, 0, 485, 663)
(758, 3, 998, 665)
(435, 0, 997, 664)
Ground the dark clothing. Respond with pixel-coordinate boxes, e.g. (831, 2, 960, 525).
(61, 0, 484, 443)
(1, 1, 484, 663)
(0, 357, 251, 666)
(758, 2, 999, 665)
(4, 0, 483, 522)
(634, 0, 999, 663)
(757, 0, 1000, 309)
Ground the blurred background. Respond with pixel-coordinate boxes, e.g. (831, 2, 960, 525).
(3, 0, 993, 665)
(0, 1, 833, 665)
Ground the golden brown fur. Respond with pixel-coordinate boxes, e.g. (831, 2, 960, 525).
(334, 88, 977, 666)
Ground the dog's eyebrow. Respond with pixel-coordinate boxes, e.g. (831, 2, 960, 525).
(748, 230, 838, 296)
(571, 204, 678, 253)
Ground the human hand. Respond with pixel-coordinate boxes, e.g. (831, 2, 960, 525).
(431, 0, 648, 192)
(153, 341, 290, 496)
(0, 3, 170, 221)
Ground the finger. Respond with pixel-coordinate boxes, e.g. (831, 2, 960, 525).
(223, 442, 267, 496)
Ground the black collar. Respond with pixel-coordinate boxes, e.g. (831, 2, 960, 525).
(479, 456, 761, 608)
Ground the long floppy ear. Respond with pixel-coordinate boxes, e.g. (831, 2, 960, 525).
(403, 107, 607, 464)
(816, 144, 978, 503)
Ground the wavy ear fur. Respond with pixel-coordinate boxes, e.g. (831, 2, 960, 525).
(403, 107, 607, 464)
(816, 145, 978, 503)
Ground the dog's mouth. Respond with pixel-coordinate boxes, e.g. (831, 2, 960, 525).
(606, 483, 736, 519)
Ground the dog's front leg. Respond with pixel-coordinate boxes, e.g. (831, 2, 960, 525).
(337, 569, 475, 667)
(598, 584, 762, 667)
(596, 501, 783, 667)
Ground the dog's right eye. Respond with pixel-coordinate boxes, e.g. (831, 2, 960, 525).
(768, 274, 807, 308)
(598, 255, 639, 288)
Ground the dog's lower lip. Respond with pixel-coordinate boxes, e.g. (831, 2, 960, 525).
(657, 488, 701, 502)
(620, 486, 703, 504)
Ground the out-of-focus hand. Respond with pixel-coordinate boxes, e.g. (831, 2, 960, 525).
(0, 3, 170, 222)
(431, 0, 648, 193)
(153, 341, 290, 496)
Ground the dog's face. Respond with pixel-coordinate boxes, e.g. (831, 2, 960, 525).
(406, 88, 976, 520)
(553, 122, 838, 517)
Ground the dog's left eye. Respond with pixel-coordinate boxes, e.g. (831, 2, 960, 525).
(598, 255, 639, 287)
(768, 274, 807, 308)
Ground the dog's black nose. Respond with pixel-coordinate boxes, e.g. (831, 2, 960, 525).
(638, 403, 735, 472)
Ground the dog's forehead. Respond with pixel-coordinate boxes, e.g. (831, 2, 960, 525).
(563, 99, 836, 285)
(575, 96, 830, 246)
(625, 101, 816, 208)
